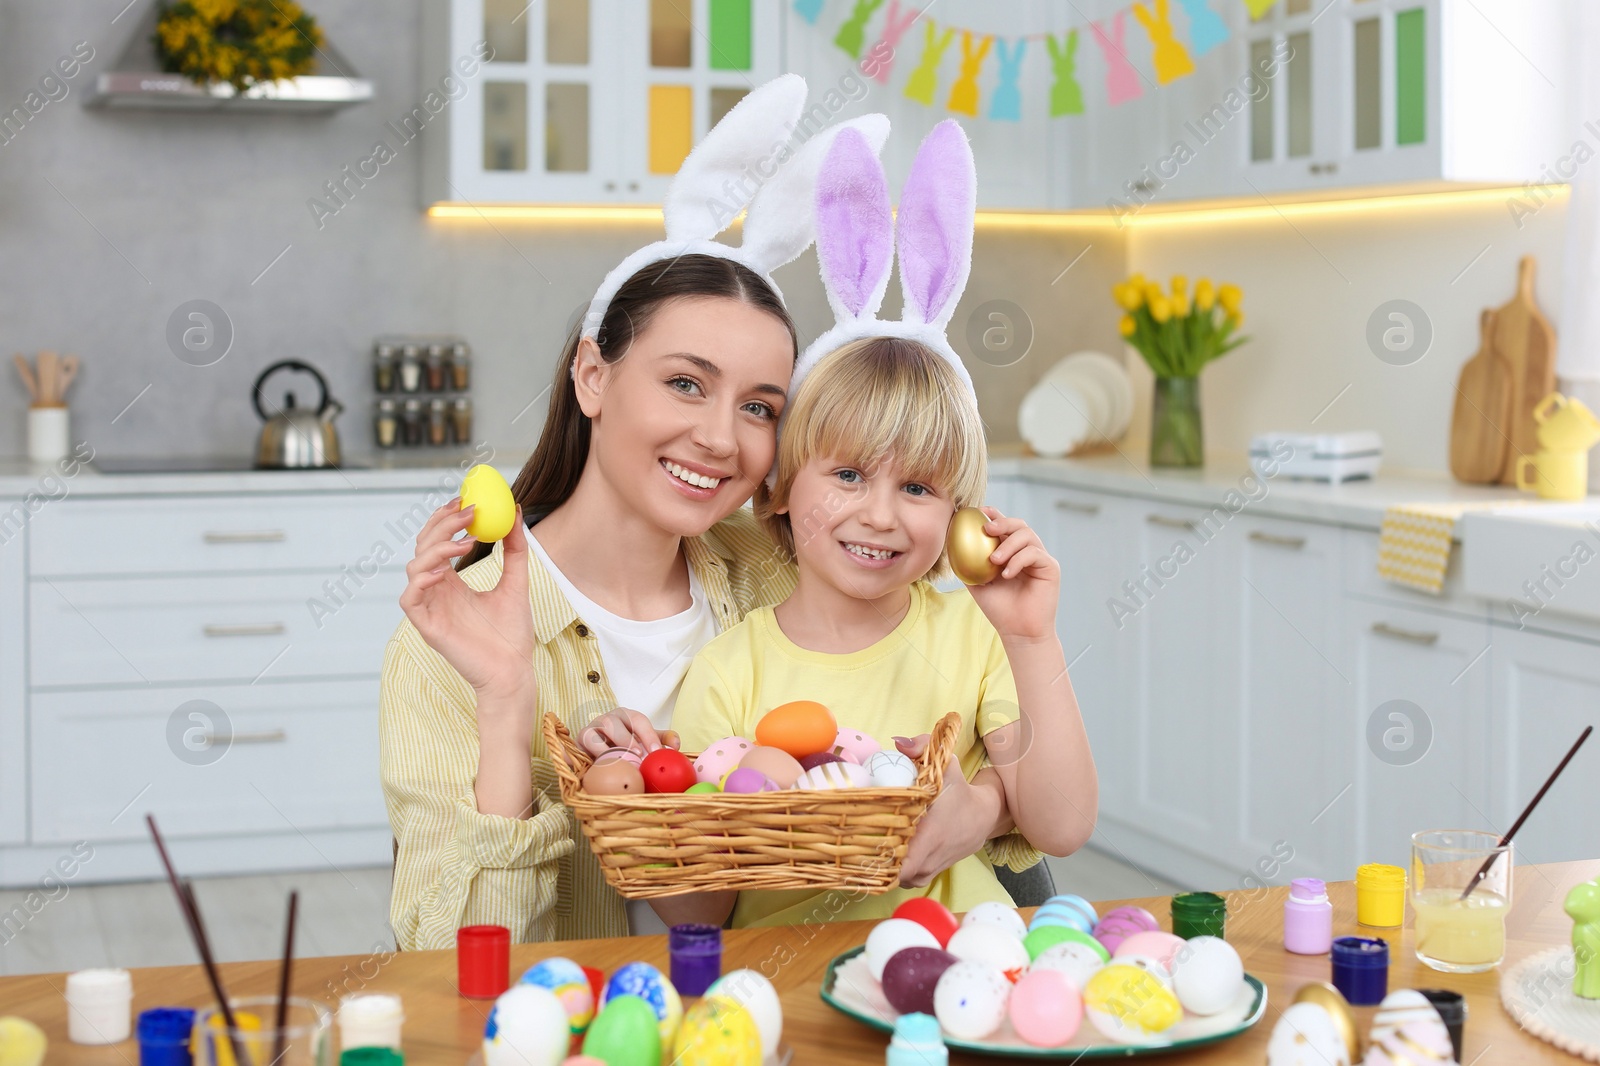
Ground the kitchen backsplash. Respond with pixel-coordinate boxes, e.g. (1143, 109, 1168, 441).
(0, 4, 1572, 475)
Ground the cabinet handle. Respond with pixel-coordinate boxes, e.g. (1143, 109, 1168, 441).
(1054, 499, 1102, 515)
(627, 181, 639, 191)
(203, 622, 287, 637)
(1371, 622, 1439, 646)
(1249, 531, 1306, 549)
(1146, 514, 1197, 530)
(603, 180, 617, 191)
(202, 529, 286, 544)
(204, 729, 287, 745)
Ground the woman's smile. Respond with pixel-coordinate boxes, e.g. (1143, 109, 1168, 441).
(660, 457, 730, 498)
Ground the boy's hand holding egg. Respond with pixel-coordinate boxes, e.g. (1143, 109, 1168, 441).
(953, 506, 1061, 645)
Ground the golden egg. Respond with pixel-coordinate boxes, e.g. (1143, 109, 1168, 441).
(946, 507, 1000, 585)
(1292, 982, 1360, 1064)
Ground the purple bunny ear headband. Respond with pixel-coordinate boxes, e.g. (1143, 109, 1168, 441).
(578, 74, 890, 362)
(765, 119, 979, 489)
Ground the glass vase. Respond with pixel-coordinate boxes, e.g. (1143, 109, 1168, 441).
(1150, 376, 1204, 468)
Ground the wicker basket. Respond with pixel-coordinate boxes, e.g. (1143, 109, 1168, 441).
(543, 711, 961, 899)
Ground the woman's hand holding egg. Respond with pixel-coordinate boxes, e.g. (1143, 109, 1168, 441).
(960, 507, 1061, 645)
(399, 492, 537, 707)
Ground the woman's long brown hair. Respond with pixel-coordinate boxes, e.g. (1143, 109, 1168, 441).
(459, 254, 797, 569)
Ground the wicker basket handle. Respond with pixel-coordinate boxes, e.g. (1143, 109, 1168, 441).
(915, 712, 964, 795)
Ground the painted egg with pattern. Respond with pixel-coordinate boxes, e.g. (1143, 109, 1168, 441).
(519, 956, 595, 1033)
(1365, 990, 1452, 1066)
(1092, 906, 1160, 953)
(1265, 1002, 1352, 1066)
(1082, 964, 1182, 1044)
(961, 900, 1028, 940)
(670, 996, 761, 1066)
(864, 750, 917, 788)
(704, 970, 782, 1062)
(1029, 894, 1099, 935)
(1030, 941, 1106, 992)
(483, 985, 571, 1066)
(831, 728, 881, 764)
(933, 961, 1011, 1040)
(793, 761, 871, 790)
(692, 737, 751, 785)
(601, 962, 683, 1054)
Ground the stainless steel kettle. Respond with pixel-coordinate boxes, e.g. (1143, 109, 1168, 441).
(253, 359, 344, 469)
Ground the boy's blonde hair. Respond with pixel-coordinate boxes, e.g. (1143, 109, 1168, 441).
(756, 336, 987, 583)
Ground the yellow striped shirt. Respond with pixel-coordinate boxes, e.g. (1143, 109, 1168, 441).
(380, 507, 1039, 949)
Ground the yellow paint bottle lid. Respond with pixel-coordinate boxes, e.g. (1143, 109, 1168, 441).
(1356, 863, 1407, 928)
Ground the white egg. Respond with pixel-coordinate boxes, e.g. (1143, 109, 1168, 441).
(482, 985, 569, 1066)
(864, 750, 918, 788)
(706, 969, 782, 1061)
(1030, 941, 1105, 991)
(1368, 989, 1443, 1044)
(933, 961, 1010, 1040)
(865, 918, 941, 981)
(1170, 936, 1244, 1016)
(961, 900, 1028, 940)
(1366, 990, 1452, 1066)
(1265, 1003, 1352, 1066)
(946, 925, 1030, 979)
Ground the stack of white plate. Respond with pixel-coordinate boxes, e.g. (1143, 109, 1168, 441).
(1017, 351, 1135, 458)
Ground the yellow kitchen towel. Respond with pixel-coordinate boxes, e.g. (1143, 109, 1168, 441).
(1377, 501, 1530, 594)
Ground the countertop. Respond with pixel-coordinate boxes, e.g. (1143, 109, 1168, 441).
(0, 444, 1573, 536)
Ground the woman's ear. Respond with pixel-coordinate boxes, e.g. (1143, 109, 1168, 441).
(572, 337, 609, 417)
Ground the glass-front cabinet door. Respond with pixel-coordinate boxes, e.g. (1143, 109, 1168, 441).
(1236, 0, 1337, 193)
(434, 0, 778, 205)
(1330, 0, 1439, 185)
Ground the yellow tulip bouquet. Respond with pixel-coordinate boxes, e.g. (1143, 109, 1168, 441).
(1111, 274, 1249, 467)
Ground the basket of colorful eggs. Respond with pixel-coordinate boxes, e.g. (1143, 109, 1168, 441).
(542, 704, 961, 898)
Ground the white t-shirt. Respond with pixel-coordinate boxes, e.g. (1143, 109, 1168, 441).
(526, 529, 719, 935)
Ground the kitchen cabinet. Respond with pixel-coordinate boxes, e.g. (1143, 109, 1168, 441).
(1233, 516, 1354, 882)
(1487, 625, 1600, 866)
(0, 501, 25, 847)
(426, 0, 781, 205)
(1347, 598, 1491, 869)
(1173, 0, 1575, 201)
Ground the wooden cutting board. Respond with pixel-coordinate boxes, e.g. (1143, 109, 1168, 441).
(1450, 308, 1511, 483)
(1493, 255, 1558, 485)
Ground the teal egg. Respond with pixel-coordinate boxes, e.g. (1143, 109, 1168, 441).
(582, 994, 662, 1066)
(1029, 893, 1099, 935)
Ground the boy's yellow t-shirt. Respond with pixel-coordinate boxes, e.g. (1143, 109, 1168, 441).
(673, 580, 1020, 927)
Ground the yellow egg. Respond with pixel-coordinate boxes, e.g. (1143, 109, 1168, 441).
(671, 997, 761, 1066)
(460, 464, 516, 542)
(0, 1017, 47, 1066)
(946, 507, 1000, 585)
(1083, 964, 1182, 1043)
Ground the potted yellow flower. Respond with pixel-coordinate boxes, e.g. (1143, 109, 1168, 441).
(1112, 274, 1248, 467)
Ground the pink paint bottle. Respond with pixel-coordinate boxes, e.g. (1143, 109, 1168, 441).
(1284, 877, 1334, 955)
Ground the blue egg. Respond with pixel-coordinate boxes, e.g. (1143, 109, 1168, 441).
(1029, 893, 1099, 934)
(520, 956, 595, 1033)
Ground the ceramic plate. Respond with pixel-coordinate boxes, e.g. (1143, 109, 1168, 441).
(1058, 352, 1135, 440)
(819, 946, 1267, 1059)
(1019, 379, 1091, 458)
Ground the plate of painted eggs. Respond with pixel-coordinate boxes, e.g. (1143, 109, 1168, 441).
(543, 707, 963, 897)
(820, 896, 1267, 1057)
(479, 958, 790, 1066)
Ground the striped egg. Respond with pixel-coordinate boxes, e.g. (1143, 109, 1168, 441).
(1030, 894, 1099, 935)
(1367, 990, 1451, 1060)
(793, 760, 871, 790)
(1364, 1019, 1454, 1066)
(1092, 906, 1160, 954)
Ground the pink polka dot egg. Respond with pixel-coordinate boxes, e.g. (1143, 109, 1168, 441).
(692, 737, 750, 785)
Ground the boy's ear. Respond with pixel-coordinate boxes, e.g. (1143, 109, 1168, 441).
(572, 337, 609, 417)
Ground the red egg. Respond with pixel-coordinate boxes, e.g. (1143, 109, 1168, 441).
(893, 898, 960, 948)
(639, 748, 697, 793)
(881, 947, 959, 1016)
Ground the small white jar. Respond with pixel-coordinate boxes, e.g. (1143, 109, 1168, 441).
(66, 968, 133, 1044)
(27, 406, 69, 464)
(338, 993, 404, 1051)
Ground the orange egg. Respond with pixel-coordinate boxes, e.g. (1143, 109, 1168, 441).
(582, 753, 646, 795)
(737, 746, 805, 789)
(754, 701, 838, 759)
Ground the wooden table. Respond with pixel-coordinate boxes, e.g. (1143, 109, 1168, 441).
(5, 860, 1596, 1064)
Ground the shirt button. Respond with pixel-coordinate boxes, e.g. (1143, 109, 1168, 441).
(575, 624, 589, 637)
(586, 670, 601, 684)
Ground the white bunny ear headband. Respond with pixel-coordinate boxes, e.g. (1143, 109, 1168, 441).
(764, 119, 979, 489)
(579, 74, 891, 352)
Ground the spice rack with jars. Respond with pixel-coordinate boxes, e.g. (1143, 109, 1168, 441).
(372, 336, 474, 450)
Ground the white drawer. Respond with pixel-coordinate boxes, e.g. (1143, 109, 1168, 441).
(30, 679, 386, 844)
(1343, 528, 1482, 617)
(30, 571, 407, 686)
(28, 493, 436, 577)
